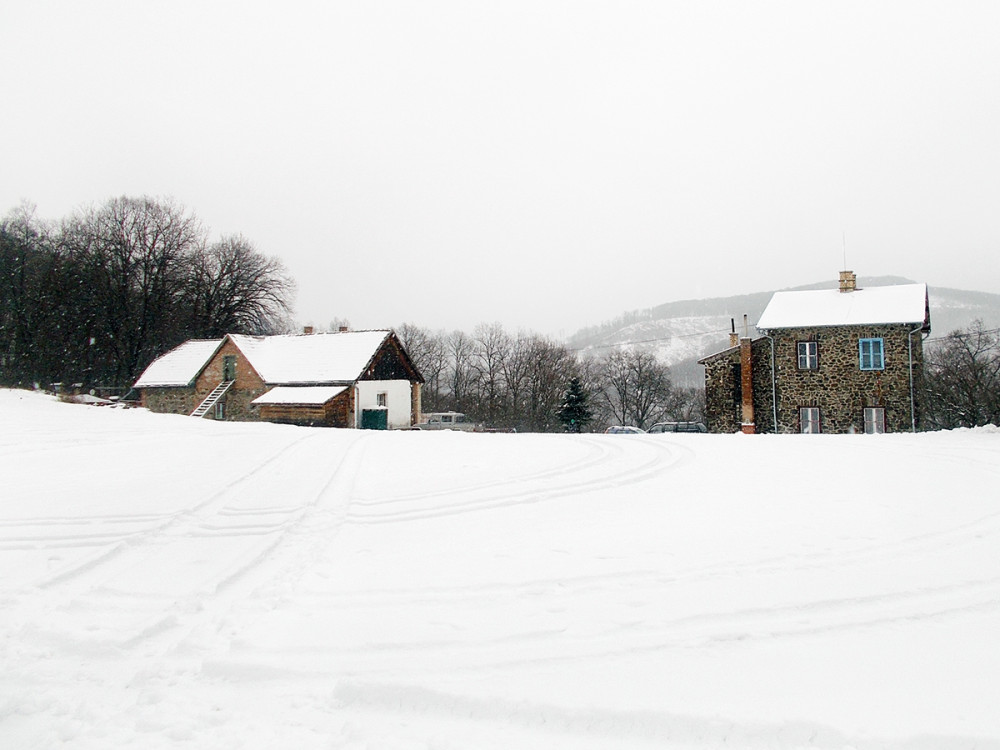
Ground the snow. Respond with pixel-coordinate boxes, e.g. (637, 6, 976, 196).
(133, 331, 393, 390)
(757, 284, 929, 330)
(132, 340, 222, 388)
(251, 385, 349, 406)
(229, 330, 390, 384)
(2, 388, 999, 749)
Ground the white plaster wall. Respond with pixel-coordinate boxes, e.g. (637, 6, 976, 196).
(355, 380, 413, 428)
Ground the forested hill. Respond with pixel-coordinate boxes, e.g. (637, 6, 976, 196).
(567, 277, 1000, 387)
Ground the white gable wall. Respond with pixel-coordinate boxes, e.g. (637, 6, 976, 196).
(355, 380, 413, 428)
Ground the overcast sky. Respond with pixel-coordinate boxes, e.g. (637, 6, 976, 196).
(3, 2, 999, 336)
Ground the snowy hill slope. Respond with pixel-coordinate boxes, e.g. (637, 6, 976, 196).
(2, 390, 1000, 749)
(568, 278, 1000, 386)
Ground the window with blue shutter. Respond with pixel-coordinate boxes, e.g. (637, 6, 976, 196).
(859, 338, 884, 370)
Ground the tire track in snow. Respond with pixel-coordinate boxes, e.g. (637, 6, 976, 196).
(250, 572, 1000, 682)
(325, 680, 1000, 750)
(348, 434, 611, 508)
(118, 431, 370, 657)
(30, 430, 320, 590)
(346, 435, 691, 525)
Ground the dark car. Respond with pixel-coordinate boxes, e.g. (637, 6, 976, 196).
(647, 421, 707, 434)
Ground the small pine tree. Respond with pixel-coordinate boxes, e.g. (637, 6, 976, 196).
(557, 377, 593, 433)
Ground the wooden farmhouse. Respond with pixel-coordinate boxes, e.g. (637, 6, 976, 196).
(133, 329, 423, 429)
(699, 272, 931, 434)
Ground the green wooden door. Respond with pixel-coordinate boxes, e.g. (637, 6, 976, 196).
(361, 409, 388, 430)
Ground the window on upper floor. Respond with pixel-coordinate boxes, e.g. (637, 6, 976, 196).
(859, 338, 885, 371)
(799, 406, 821, 434)
(797, 341, 818, 370)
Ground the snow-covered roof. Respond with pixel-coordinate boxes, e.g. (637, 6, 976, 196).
(251, 385, 349, 406)
(756, 283, 929, 330)
(134, 330, 397, 389)
(133, 340, 223, 388)
(229, 330, 390, 384)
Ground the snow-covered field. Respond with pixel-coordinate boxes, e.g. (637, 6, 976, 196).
(2, 389, 999, 749)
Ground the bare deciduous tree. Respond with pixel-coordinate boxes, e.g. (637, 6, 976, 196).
(922, 320, 1000, 429)
(187, 234, 294, 338)
(597, 348, 676, 430)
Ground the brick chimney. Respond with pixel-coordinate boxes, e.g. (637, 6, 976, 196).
(740, 336, 756, 434)
(839, 270, 857, 293)
(339, 326, 349, 333)
(729, 318, 739, 348)
(303, 325, 314, 335)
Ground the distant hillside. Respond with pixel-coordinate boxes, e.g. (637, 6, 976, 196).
(567, 277, 1000, 387)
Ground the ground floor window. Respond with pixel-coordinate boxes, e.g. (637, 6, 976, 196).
(864, 407, 886, 434)
(214, 400, 225, 420)
(799, 407, 821, 434)
(377, 392, 388, 407)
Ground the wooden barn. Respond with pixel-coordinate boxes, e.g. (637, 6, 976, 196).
(133, 329, 423, 428)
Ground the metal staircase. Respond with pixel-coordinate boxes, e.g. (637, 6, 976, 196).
(190, 380, 235, 418)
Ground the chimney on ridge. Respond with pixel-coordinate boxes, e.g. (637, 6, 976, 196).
(303, 325, 314, 335)
(839, 270, 857, 293)
(339, 326, 349, 333)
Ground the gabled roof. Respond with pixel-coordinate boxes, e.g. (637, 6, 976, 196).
(134, 329, 410, 389)
(133, 339, 224, 388)
(756, 283, 930, 331)
(228, 330, 392, 384)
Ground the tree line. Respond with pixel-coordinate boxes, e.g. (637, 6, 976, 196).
(921, 320, 1000, 429)
(395, 322, 705, 433)
(0, 197, 293, 391)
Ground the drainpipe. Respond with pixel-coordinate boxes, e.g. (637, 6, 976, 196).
(907, 322, 926, 433)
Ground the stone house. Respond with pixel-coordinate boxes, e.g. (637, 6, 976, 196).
(133, 329, 423, 428)
(699, 272, 931, 434)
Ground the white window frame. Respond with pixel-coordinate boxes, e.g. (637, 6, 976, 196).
(376, 391, 388, 408)
(799, 406, 821, 434)
(864, 407, 886, 434)
(859, 338, 885, 371)
(797, 341, 818, 370)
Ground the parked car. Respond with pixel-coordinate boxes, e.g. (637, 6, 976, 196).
(604, 425, 646, 434)
(647, 421, 707, 434)
(413, 411, 478, 431)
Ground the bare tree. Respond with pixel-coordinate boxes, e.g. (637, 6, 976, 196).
(521, 335, 576, 432)
(471, 322, 510, 426)
(64, 196, 203, 384)
(922, 321, 1000, 429)
(2, 196, 297, 389)
(186, 234, 294, 337)
(396, 323, 449, 412)
(446, 330, 477, 413)
(597, 348, 676, 429)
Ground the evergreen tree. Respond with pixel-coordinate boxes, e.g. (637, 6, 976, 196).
(557, 377, 592, 433)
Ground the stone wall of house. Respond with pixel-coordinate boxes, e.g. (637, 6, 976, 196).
(770, 324, 924, 433)
(194, 339, 269, 422)
(702, 340, 774, 433)
(142, 387, 199, 416)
